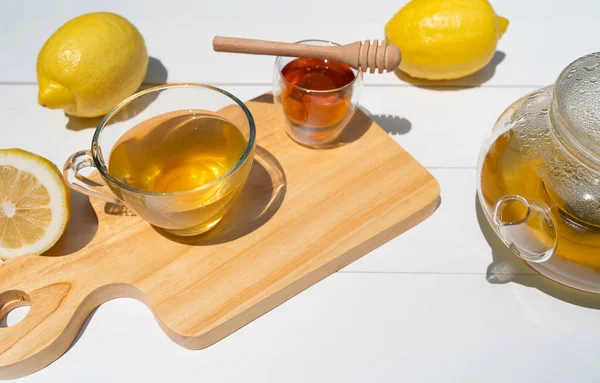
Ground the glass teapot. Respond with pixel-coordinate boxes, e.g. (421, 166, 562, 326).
(478, 52, 600, 293)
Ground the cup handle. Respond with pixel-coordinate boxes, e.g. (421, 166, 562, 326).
(492, 195, 557, 263)
(63, 150, 122, 204)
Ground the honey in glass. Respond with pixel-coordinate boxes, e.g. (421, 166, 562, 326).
(281, 58, 355, 128)
(277, 54, 360, 148)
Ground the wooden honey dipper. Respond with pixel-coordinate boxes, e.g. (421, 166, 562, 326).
(213, 36, 401, 73)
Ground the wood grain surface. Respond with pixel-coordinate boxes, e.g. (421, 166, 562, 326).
(0, 93, 439, 379)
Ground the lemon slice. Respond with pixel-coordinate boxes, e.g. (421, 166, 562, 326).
(0, 149, 70, 259)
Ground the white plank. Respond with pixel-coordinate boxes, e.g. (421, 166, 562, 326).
(2, 0, 599, 86)
(0, 84, 536, 169)
(362, 85, 537, 168)
(13, 273, 600, 382)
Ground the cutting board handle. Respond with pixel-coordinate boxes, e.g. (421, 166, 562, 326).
(0, 283, 142, 379)
(0, 283, 78, 378)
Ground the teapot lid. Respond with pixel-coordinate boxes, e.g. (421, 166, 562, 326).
(553, 52, 600, 167)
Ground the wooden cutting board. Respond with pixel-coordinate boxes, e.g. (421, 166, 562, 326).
(0, 93, 439, 379)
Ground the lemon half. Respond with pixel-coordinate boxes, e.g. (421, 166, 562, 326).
(0, 149, 70, 259)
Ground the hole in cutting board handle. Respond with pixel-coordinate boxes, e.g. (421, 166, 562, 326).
(0, 290, 31, 328)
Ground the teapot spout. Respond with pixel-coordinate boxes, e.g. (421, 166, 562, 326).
(492, 195, 557, 263)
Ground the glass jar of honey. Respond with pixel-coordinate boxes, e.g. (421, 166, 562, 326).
(272, 40, 362, 148)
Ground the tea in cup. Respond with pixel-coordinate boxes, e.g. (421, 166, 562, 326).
(64, 84, 256, 236)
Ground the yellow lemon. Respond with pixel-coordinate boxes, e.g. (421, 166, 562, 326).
(37, 12, 148, 117)
(0, 149, 70, 259)
(385, 0, 509, 80)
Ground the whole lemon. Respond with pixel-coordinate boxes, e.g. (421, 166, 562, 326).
(385, 0, 508, 80)
(37, 12, 148, 117)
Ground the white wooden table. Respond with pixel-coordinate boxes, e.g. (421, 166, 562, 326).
(3, 1, 600, 381)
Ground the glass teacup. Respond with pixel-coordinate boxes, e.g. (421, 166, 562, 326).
(64, 83, 256, 236)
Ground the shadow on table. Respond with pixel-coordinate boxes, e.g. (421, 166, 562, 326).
(395, 51, 506, 90)
(66, 308, 99, 352)
(43, 191, 98, 257)
(336, 108, 373, 144)
(361, 108, 412, 136)
(476, 194, 600, 309)
(66, 56, 169, 131)
(157, 145, 286, 245)
(251, 93, 274, 104)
